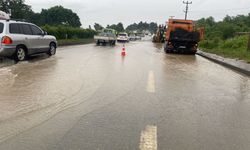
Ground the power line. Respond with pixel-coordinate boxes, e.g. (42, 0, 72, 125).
(183, 1, 192, 20)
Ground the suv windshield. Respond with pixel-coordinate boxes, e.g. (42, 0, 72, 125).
(119, 34, 127, 36)
(0, 23, 4, 33)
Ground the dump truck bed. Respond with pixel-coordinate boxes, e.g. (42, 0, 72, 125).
(164, 19, 203, 54)
(94, 35, 116, 42)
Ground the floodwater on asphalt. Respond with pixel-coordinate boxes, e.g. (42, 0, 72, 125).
(0, 41, 250, 150)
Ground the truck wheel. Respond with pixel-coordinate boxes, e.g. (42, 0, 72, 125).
(96, 40, 100, 45)
(166, 49, 172, 53)
(164, 43, 171, 53)
(109, 41, 113, 46)
(190, 51, 197, 55)
(164, 47, 168, 53)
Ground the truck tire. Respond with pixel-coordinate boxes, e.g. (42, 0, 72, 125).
(109, 41, 113, 46)
(164, 46, 168, 53)
(189, 50, 197, 55)
(96, 40, 100, 45)
(164, 43, 171, 53)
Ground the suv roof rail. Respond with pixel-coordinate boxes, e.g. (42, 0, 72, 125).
(6, 19, 30, 23)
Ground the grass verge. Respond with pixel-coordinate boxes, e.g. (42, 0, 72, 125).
(199, 35, 250, 63)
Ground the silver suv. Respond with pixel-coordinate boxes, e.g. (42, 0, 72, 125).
(0, 20, 57, 61)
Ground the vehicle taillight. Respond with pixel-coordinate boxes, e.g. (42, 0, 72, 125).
(2, 36, 13, 45)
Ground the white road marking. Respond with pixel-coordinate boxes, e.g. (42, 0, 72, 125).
(147, 71, 156, 93)
(140, 125, 158, 150)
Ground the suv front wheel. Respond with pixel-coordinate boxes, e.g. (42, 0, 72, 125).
(15, 46, 27, 61)
(48, 43, 56, 56)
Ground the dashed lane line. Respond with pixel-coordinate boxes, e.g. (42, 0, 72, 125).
(140, 125, 158, 150)
(146, 71, 156, 93)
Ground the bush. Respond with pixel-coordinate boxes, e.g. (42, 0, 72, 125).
(220, 35, 248, 50)
(41, 25, 97, 40)
(200, 37, 221, 49)
(200, 35, 250, 62)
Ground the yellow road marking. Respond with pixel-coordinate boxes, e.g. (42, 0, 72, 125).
(140, 125, 158, 150)
(147, 71, 156, 93)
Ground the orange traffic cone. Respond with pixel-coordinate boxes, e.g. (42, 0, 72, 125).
(121, 45, 126, 56)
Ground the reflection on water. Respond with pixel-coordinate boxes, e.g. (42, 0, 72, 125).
(0, 54, 51, 69)
(153, 43, 163, 53)
(0, 58, 16, 68)
(0, 42, 250, 146)
(0, 56, 59, 121)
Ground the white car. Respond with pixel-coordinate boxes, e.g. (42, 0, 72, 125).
(0, 19, 57, 61)
(117, 33, 129, 42)
(129, 34, 137, 41)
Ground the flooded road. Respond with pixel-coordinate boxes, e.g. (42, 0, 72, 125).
(0, 41, 250, 150)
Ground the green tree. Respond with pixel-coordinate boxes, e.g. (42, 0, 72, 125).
(205, 17, 216, 27)
(39, 6, 81, 27)
(0, 0, 35, 21)
(107, 22, 125, 33)
(223, 15, 232, 23)
(149, 22, 158, 33)
(126, 22, 158, 34)
(196, 15, 248, 40)
(126, 23, 137, 31)
(116, 22, 125, 32)
(94, 23, 104, 31)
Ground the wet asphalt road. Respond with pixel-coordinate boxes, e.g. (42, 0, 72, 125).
(0, 41, 250, 150)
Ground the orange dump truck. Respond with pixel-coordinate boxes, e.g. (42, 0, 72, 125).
(164, 19, 204, 54)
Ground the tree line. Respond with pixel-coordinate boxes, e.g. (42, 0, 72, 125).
(0, 0, 158, 35)
(0, 0, 81, 27)
(197, 14, 250, 62)
(196, 14, 250, 40)
(0, 0, 96, 40)
(94, 22, 158, 34)
(196, 14, 250, 50)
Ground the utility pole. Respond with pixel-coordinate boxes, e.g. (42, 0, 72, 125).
(183, 1, 192, 20)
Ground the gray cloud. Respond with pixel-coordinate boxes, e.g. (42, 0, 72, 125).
(26, 0, 250, 28)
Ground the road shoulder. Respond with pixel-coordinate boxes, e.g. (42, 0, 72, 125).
(197, 50, 250, 76)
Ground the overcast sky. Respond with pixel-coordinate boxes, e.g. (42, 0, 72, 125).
(26, 0, 250, 28)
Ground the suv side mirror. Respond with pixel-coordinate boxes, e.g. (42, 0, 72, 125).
(43, 31, 48, 35)
(39, 31, 47, 36)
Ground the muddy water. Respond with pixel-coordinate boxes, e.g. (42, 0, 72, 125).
(0, 45, 106, 141)
(0, 42, 249, 149)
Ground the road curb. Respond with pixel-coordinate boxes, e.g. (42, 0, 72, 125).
(58, 39, 94, 47)
(58, 41, 94, 47)
(197, 50, 250, 76)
